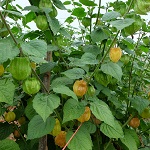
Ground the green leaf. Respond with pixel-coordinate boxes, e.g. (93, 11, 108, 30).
(110, 18, 135, 30)
(67, 127, 93, 150)
(125, 129, 140, 147)
(90, 97, 115, 127)
(83, 45, 100, 56)
(0, 123, 14, 140)
(53, 85, 78, 100)
(120, 129, 138, 150)
(63, 98, 85, 123)
(23, 6, 40, 13)
(102, 11, 121, 21)
(52, 0, 66, 10)
(100, 121, 124, 138)
(40, 62, 56, 74)
(0, 79, 15, 104)
(101, 62, 123, 81)
(62, 68, 85, 79)
(0, 139, 20, 150)
(59, 28, 71, 39)
(27, 115, 55, 140)
(23, 11, 36, 26)
(91, 28, 109, 43)
(33, 93, 60, 122)
(72, 7, 86, 17)
(0, 37, 19, 63)
(81, 53, 98, 64)
(25, 100, 37, 120)
(51, 77, 73, 89)
(79, 0, 97, 6)
(3, 10, 23, 17)
(45, 11, 60, 35)
(81, 122, 96, 134)
(129, 96, 150, 114)
(21, 39, 47, 58)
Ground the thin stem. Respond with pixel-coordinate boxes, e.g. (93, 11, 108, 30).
(31, 68, 50, 94)
(95, 0, 101, 26)
(62, 123, 83, 150)
(14, 124, 27, 145)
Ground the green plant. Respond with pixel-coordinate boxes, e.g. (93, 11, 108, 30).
(0, 0, 150, 149)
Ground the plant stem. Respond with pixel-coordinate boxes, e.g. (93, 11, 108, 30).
(14, 124, 27, 145)
(95, 0, 101, 26)
(62, 123, 83, 150)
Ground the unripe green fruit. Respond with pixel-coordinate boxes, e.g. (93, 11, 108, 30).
(35, 15, 48, 31)
(87, 85, 95, 97)
(39, 0, 52, 8)
(82, 17, 91, 27)
(0, 21, 9, 38)
(23, 77, 41, 95)
(49, 5, 58, 17)
(94, 70, 112, 87)
(5, 112, 16, 122)
(9, 57, 31, 80)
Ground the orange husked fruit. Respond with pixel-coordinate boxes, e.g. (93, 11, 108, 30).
(73, 80, 87, 97)
(0, 65, 4, 76)
(54, 131, 66, 148)
(14, 130, 20, 138)
(77, 106, 91, 123)
(128, 117, 140, 128)
(109, 47, 122, 63)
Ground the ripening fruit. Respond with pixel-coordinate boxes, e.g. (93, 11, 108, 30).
(22, 77, 41, 95)
(18, 116, 26, 125)
(140, 108, 150, 119)
(54, 131, 67, 148)
(14, 130, 20, 138)
(109, 47, 122, 63)
(0, 64, 4, 76)
(77, 106, 91, 123)
(50, 118, 61, 136)
(128, 117, 140, 128)
(73, 80, 87, 97)
(4, 111, 16, 122)
(9, 57, 31, 80)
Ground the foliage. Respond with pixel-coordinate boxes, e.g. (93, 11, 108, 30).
(0, 0, 150, 149)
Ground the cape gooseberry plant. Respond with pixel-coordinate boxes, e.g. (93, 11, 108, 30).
(0, 0, 150, 150)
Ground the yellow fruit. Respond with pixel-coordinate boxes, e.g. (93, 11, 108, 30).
(77, 106, 91, 123)
(73, 80, 87, 97)
(50, 118, 61, 136)
(4, 112, 16, 122)
(0, 65, 4, 76)
(54, 131, 66, 148)
(109, 47, 122, 63)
